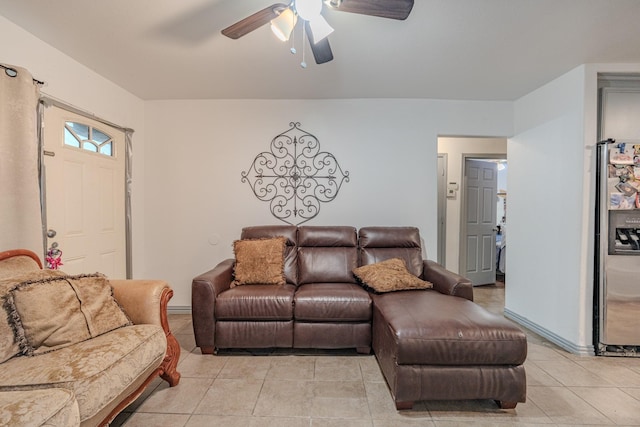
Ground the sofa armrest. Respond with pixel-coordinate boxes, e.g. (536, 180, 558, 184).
(110, 279, 169, 325)
(110, 279, 181, 386)
(191, 258, 234, 354)
(422, 260, 474, 301)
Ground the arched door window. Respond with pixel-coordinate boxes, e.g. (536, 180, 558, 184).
(64, 121, 113, 156)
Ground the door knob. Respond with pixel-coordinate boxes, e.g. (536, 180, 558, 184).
(47, 229, 57, 238)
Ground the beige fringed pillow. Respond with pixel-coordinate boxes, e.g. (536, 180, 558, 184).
(3, 273, 131, 356)
(353, 258, 433, 294)
(0, 269, 67, 362)
(232, 237, 286, 287)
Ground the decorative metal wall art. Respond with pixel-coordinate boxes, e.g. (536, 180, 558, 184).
(241, 122, 349, 225)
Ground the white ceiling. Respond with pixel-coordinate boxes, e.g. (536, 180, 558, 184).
(1, 0, 640, 101)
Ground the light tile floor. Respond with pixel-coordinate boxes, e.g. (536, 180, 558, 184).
(112, 285, 640, 426)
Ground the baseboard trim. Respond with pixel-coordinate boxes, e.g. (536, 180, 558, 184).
(504, 308, 595, 356)
(167, 306, 192, 315)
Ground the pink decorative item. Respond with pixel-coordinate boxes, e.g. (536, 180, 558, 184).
(46, 247, 63, 270)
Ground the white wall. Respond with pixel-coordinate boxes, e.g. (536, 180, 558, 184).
(509, 66, 589, 353)
(437, 137, 507, 272)
(0, 15, 147, 276)
(145, 100, 513, 307)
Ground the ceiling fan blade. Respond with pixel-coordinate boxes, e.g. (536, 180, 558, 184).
(221, 3, 288, 39)
(305, 21, 334, 64)
(329, 0, 414, 20)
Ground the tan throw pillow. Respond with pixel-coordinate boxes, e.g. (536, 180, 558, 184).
(353, 258, 433, 294)
(232, 237, 286, 287)
(0, 269, 67, 362)
(65, 274, 132, 337)
(4, 273, 132, 356)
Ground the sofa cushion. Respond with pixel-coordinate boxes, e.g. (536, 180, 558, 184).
(353, 258, 432, 293)
(298, 247, 359, 284)
(216, 284, 296, 320)
(297, 226, 358, 284)
(0, 270, 66, 363)
(372, 290, 527, 365)
(0, 324, 166, 423)
(358, 227, 424, 277)
(4, 273, 131, 356)
(0, 389, 80, 427)
(298, 226, 358, 247)
(294, 283, 372, 321)
(232, 237, 286, 287)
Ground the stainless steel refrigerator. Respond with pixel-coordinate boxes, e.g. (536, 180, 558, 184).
(595, 139, 640, 356)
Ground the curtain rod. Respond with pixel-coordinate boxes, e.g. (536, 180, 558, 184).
(40, 95, 135, 134)
(1, 63, 133, 134)
(1, 63, 45, 85)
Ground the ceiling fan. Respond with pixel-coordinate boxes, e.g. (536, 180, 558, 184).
(221, 0, 414, 66)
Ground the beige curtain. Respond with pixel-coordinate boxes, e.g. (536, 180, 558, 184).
(0, 64, 43, 255)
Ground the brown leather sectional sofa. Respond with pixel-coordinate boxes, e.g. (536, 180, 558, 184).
(192, 225, 527, 409)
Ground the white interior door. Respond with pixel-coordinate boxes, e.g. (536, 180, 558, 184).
(43, 106, 126, 278)
(463, 159, 497, 285)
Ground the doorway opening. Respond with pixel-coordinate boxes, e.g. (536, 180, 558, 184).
(437, 137, 507, 286)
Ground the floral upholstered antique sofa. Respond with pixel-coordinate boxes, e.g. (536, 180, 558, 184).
(0, 249, 181, 426)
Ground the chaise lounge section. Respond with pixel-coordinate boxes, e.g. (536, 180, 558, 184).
(192, 225, 527, 409)
(360, 227, 527, 409)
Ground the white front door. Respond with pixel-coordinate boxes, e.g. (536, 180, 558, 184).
(463, 159, 497, 285)
(43, 106, 126, 278)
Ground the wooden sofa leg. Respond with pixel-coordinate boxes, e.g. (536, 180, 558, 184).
(395, 401, 414, 410)
(496, 400, 517, 409)
(159, 288, 181, 387)
(160, 332, 181, 386)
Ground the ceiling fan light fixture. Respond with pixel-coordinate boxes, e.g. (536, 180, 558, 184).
(270, 7, 297, 41)
(295, 0, 322, 21)
(308, 15, 334, 44)
(324, 0, 342, 9)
